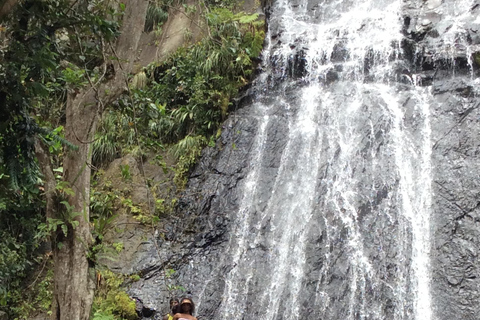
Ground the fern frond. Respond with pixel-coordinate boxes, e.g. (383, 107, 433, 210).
(7, 156, 20, 191)
(36, 127, 78, 151)
(145, 4, 168, 32)
(171, 135, 207, 159)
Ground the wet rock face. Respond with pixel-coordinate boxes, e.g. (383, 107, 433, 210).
(403, 0, 480, 71)
(128, 106, 261, 318)
(430, 77, 480, 319)
(128, 1, 480, 319)
(401, 2, 480, 319)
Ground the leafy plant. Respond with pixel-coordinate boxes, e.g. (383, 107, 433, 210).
(0, 232, 28, 306)
(164, 268, 186, 296)
(93, 112, 128, 166)
(90, 188, 117, 220)
(172, 135, 207, 189)
(138, 8, 264, 143)
(92, 269, 138, 320)
(120, 164, 131, 181)
(4, 256, 54, 320)
(145, 2, 169, 32)
(112, 242, 123, 253)
(0, 0, 120, 190)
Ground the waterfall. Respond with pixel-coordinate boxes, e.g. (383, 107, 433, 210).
(131, 0, 480, 319)
(217, 0, 435, 319)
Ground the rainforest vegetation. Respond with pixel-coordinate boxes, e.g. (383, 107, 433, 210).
(0, 0, 265, 319)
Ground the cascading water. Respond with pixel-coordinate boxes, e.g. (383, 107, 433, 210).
(214, 0, 435, 319)
(131, 0, 480, 319)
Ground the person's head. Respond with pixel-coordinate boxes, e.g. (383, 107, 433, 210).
(179, 297, 195, 315)
(170, 298, 179, 311)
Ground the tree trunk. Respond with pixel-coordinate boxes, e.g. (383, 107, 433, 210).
(39, 1, 150, 319)
(51, 89, 98, 320)
(36, 0, 199, 317)
(0, 0, 18, 21)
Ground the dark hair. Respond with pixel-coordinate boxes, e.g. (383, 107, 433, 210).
(170, 298, 179, 313)
(179, 297, 195, 315)
(172, 304, 179, 314)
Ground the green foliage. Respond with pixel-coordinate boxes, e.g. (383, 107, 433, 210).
(0, 232, 28, 306)
(62, 66, 88, 88)
(143, 8, 264, 139)
(10, 267, 54, 319)
(0, 175, 44, 318)
(92, 270, 137, 320)
(144, 1, 171, 32)
(1, 2, 265, 317)
(93, 111, 134, 166)
(44, 125, 77, 156)
(120, 164, 131, 181)
(110, 7, 266, 185)
(164, 268, 186, 296)
(90, 186, 117, 220)
(34, 178, 81, 249)
(0, 0, 121, 189)
(204, 0, 239, 9)
(112, 242, 124, 253)
(36, 205, 81, 249)
(35, 268, 54, 312)
(120, 196, 159, 224)
(92, 7, 265, 183)
(172, 135, 207, 189)
(93, 108, 156, 167)
(129, 274, 141, 282)
(89, 186, 122, 263)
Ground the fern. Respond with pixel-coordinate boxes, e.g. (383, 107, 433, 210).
(92, 112, 121, 166)
(7, 157, 20, 191)
(145, 3, 169, 32)
(36, 127, 78, 151)
(236, 12, 259, 24)
(171, 135, 207, 159)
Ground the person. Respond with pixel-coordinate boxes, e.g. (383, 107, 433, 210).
(172, 297, 197, 320)
(163, 298, 179, 320)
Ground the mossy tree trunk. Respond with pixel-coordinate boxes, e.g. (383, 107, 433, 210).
(37, 1, 149, 319)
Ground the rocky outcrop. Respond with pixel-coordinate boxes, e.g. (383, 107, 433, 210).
(128, 101, 260, 319)
(98, 154, 178, 275)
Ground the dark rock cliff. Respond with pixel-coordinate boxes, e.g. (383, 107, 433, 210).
(127, 1, 480, 319)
